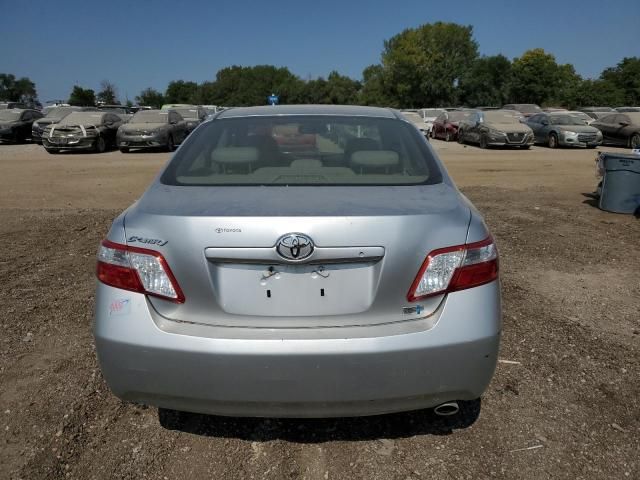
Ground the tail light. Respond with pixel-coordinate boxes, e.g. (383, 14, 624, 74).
(96, 240, 185, 303)
(407, 237, 498, 301)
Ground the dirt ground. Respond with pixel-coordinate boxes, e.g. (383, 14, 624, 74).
(1, 141, 638, 480)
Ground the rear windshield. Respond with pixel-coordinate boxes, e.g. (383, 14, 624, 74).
(175, 108, 198, 119)
(131, 110, 168, 123)
(161, 115, 443, 186)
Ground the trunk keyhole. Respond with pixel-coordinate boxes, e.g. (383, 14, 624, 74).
(266, 290, 271, 298)
(320, 289, 325, 297)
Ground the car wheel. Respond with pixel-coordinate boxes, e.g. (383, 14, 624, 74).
(166, 135, 175, 152)
(94, 136, 106, 153)
(631, 133, 640, 149)
(457, 130, 465, 144)
(445, 131, 451, 142)
(548, 133, 558, 149)
(44, 147, 59, 154)
(119, 147, 130, 153)
(479, 134, 488, 149)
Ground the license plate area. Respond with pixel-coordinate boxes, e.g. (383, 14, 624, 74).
(210, 262, 380, 317)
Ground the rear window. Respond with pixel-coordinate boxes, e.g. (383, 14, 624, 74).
(161, 115, 442, 186)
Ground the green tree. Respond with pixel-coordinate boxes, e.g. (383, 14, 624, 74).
(0, 73, 37, 103)
(507, 48, 577, 105)
(97, 80, 119, 104)
(136, 87, 165, 108)
(458, 55, 512, 107)
(572, 79, 625, 107)
(600, 57, 640, 105)
(359, 64, 390, 106)
(68, 85, 96, 106)
(164, 80, 200, 104)
(381, 22, 478, 107)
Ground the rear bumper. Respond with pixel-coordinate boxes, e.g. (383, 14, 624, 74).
(94, 281, 501, 418)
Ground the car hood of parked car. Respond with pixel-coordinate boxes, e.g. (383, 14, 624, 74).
(120, 122, 167, 132)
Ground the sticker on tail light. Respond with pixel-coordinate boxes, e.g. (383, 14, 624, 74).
(96, 239, 185, 303)
(407, 237, 498, 301)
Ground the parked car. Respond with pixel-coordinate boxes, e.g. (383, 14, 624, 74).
(31, 106, 97, 144)
(41, 111, 124, 153)
(502, 104, 542, 118)
(117, 109, 188, 152)
(173, 106, 207, 134)
(400, 110, 429, 136)
(93, 104, 501, 419)
(0, 109, 43, 143)
(431, 110, 474, 141)
(591, 112, 640, 148)
(417, 108, 446, 135)
(615, 107, 640, 112)
(0, 102, 28, 110)
(458, 110, 534, 149)
(526, 112, 602, 148)
(542, 107, 567, 113)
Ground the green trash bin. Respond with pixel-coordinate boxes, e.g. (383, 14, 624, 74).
(599, 153, 640, 214)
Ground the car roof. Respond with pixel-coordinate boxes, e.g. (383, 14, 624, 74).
(216, 104, 396, 119)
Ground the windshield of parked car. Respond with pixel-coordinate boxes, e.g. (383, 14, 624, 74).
(175, 108, 199, 119)
(161, 115, 442, 186)
(569, 112, 592, 122)
(448, 111, 472, 122)
(0, 110, 22, 121)
(422, 109, 442, 117)
(131, 110, 169, 123)
(550, 115, 587, 126)
(44, 107, 78, 120)
(58, 112, 104, 125)
(484, 111, 521, 124)
(515, 104, 542, 114)
(625, 112, 640, 124)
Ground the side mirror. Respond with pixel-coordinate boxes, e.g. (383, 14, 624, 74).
(541, 120, 549, 126)
(619, 121, 630, 126)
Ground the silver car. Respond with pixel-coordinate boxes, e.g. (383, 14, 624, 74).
(94, 105, 501, 418)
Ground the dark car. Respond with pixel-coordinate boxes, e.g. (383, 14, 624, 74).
(0, 102, 28, 110)
(431, 110, 474, 141)
(0, 109, 43, 143)
(172, 106, 207, 134)
(42, 111, 124, 153)
(591, 112, 640, 148)
(615, 107, 640, 113)
(526, 113, 602, 148)
(458, 110, 534, 149)
(117, 109, 188, 152)
(31, 106, 97, 144)
(502, 104, 542, 118)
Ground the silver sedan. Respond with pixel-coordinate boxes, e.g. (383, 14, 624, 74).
(94, 105, 501, 418)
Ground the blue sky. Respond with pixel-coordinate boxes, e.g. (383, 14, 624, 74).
(1, 0, 638, 103)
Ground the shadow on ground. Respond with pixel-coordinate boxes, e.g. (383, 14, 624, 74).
(157, 399, 481, 442)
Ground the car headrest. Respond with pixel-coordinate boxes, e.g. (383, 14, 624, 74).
(350, 150, 399, 168)
(289, 159, 323, 168)
(211, 147, 259, 164)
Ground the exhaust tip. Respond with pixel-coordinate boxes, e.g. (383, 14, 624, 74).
(434, 401, 460, 416)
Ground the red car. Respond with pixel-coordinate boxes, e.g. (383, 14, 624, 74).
(431, 110, 474, 142)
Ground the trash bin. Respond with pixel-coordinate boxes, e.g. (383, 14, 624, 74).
(598, 153, 640, 214)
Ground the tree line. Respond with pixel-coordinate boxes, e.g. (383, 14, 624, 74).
(2, 22, 639, 109)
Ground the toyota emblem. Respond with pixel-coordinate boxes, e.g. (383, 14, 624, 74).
(276, 233, 314, 261)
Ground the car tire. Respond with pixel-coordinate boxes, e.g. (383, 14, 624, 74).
(630, 133, 640, 149)
(166, 135, 175, 152)
(479, 134, 488, 149)
(94, 136, 106, 153)
(445, 131, 451, 142)
(548, 133, 558, 149)
(45, 147, 59, 154)
(119, 147, 130, 153)
(457, 130, 465, 144)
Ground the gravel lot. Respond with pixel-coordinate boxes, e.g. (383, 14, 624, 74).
(1, 141, 638, 480)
